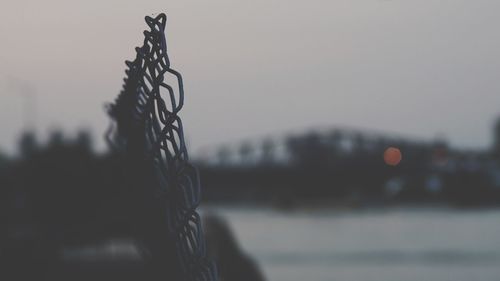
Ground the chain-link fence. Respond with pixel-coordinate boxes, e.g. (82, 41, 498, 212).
(107, 13, 217, 281)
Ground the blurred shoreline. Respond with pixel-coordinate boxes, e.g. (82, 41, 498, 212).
(202, 201, 500, 213)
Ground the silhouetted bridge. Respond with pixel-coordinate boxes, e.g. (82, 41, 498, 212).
(195, 127, 441, 167)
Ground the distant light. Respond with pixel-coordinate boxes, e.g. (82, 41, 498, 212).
(384, 147, 402, 166)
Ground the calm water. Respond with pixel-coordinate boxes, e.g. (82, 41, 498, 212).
(209, 207, 500, 281)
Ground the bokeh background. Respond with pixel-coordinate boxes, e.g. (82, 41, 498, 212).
(1, 1, 500, 280)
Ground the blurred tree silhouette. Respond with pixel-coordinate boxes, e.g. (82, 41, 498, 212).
(493, 116, 500, 160)
(261, 139, 276, 165)
(18, 131, 38, 158)
(239, 142, 253, 164)
(0, 151, 7, 166)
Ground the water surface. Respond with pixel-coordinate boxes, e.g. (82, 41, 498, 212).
(210, 207, 500, 281)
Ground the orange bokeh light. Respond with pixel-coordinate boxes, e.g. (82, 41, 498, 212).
(384, 147, 402, 166)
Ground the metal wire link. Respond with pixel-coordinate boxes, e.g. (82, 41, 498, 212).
(108, 13, 217, 281)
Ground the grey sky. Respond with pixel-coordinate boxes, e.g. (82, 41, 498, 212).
(1, 0, 500, 155)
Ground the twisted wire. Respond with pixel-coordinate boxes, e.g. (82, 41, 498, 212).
(108, 13, 217, 281)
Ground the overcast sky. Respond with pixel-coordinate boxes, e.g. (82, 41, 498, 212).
(1, 0, 500, 155)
